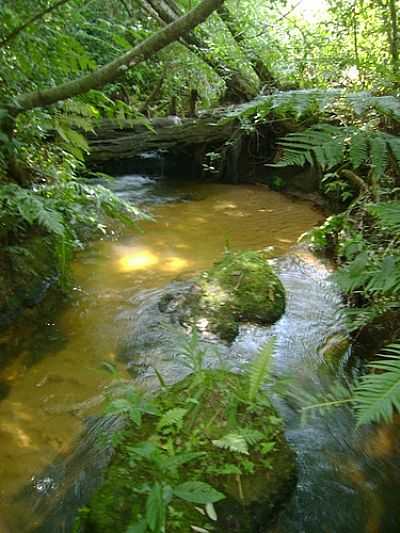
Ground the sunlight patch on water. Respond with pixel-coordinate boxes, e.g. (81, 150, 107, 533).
(117, 248, 159, 272)
(161, 256, 190, 273)
(214, 201, 238, 210)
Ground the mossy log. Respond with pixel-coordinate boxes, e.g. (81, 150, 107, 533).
(87, 113, 239, 162)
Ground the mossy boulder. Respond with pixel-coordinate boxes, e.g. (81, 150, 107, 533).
(76, 370, 296, 533)
(175, 250, 286, 342)
(0, 234, 59, 331)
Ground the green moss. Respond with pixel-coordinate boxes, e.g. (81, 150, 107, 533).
(320, 334, 350, 364)
(184, 250, 285, 341)
(0, 234, 60, 330)
(77, 370, 296, 533)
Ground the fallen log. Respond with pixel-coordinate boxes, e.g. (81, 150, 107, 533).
(87, 112, 238, 162)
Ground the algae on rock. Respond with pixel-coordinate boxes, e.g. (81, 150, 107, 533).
(180, 250, 286, 341)
(76, 370, 296, 533)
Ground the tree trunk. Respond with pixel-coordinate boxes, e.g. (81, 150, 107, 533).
(216, 4, 276, 87)
(389, 0, 399, 75)
(7, 0, 225, 116)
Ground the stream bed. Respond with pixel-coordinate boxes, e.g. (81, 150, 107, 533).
(0, 175, 399, 532)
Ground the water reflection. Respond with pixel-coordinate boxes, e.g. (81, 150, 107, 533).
(117, 248, 159, 272)
(0, 176, 323, 530)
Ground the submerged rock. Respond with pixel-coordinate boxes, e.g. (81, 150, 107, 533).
(75, 370, 296, 533)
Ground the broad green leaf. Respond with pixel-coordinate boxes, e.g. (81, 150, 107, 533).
(146, 483, 165, 533)
(173, 481, 225, 504)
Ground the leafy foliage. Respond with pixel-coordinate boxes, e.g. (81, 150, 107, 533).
(0, 179, 145, 285)
(369, 202, 400, 231)
(271, 124, 400, 180)
(173, 481, 224, 504)
(354, 343, 400, 425)
(107, 390, 159, 427)
(212, 428, 263, 455)
(247, 337, 275, 402)
(295, 342, 400, 427)
(157, 407, 188, 432)
(84, 357, 288, 533)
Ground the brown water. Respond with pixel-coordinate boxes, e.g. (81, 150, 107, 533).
(0, 180, 323, 531)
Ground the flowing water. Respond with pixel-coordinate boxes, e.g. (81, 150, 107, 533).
(1, 175, 399, 532)
(0, 177, 322, 531)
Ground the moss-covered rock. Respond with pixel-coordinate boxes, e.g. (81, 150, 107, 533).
(176, 250, 285, 342)
(320, 334, 350, 364)
(76, 370, 296, 533)
(0, 234, 60, 331)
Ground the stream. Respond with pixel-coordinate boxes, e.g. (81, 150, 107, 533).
(0, 174, 399, 532)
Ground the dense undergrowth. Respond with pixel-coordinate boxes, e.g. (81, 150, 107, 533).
(261, 91, 400, 426)
(75, 338, 296, 533)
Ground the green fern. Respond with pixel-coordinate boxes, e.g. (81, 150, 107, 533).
(270, 124, 346, 169)
(247, 337, 275, 402)
(370, 95, 400, 121)
(345, 301, 400, 332)
(212, 428, 263, 455)
(293, 382, 354, 423)
(272, 125, 398, 179)
(294, 342, 400, 426)
(334, 253, 400, 296)
(369, 134, 388, 178)
(369, 202, 400, 231)
(157, 408, 188, 432)
(354, 343, 400, 425)
(349, 130, 369, 168)
(387, 135, 400, 167)
(333, 251, 371, 292)
(365, 256, 400, 294)
(232, 90, 400, 127)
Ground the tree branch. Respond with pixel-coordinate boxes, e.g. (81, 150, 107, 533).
(10, 0, 225, 115)
(0, 0, 75, 49)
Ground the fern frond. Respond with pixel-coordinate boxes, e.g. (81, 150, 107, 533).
(212, 432, 250, 454)
(346, 92, 373, 115)
(247, 337, 275, 402)
(369, 202, 400, 231)
(63, 100, 99, 118)
(333, 251, 371, 292)
(289, 381, 353, 423)
(270, 124, 346, 170)
(231, 91, 400, 130)
(212, 428, 263, 455)
(354, 343, 400, 425)
(345, 301, 400, 332)
(36, 206, 65, 236)
(365, 256, 400, 294)
(63, 114, 95, 132)
(369, 134, 388, 178)
(370, 96, 400, 121)
(349, 131, 369, 168)
(157, 407, 188, 431)
(386, 135, 400, 167)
